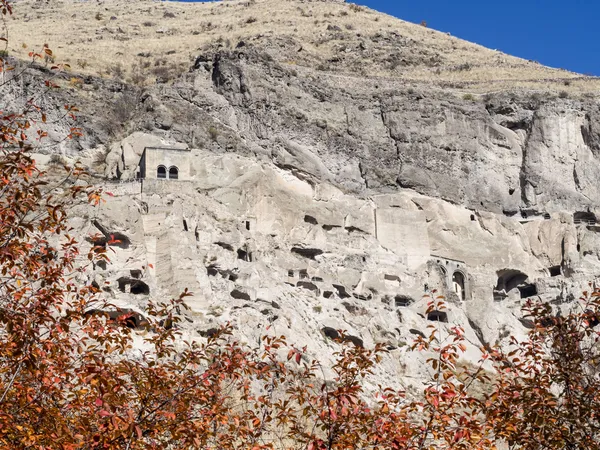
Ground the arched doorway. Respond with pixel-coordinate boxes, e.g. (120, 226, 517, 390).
(168, 166, 179, 180)
(452, 271, 466, 301)
(157, 165, 167, 179)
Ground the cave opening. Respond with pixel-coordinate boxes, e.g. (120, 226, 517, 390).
(549, 265, 561, 277)
(518, 284, 538, 299)
(452, 271, 466, 301)
(427, 311, 448, 322)
(574, 211, 597, 226)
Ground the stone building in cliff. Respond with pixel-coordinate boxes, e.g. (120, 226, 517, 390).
(137, 147, 192, 181)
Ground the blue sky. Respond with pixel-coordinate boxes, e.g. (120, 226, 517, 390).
(355, 0, 598, 76)
(173, 0, 598, 75)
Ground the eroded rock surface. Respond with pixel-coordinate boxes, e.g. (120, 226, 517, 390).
(4, 0, 600, 386)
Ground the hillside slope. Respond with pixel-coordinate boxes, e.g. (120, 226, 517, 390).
(8, 0, 600, 93)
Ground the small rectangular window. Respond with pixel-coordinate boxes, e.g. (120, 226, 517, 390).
(549, 266, 561, 277)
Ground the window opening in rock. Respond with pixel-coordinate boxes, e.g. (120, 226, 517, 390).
(333, 284, 351, 299)
(495, 269, 528, 292)
(130, 269, 142, 279)
(237, 248, 253, 262)
(291, 247, 323, 260)
(230, 289, 251, 301)
(452, 271, 466, 301)
(157, 165, 167, 179)
(130, 281, 150, 295)
(518, 284, 537, 299)
(427, 310, 448, 322)
(509, 188, 515, 195)
(245, 220, 251, 231)
(574, 211, 597, 226)
(470, 214, 476, 221)
(549, 266, 561, 277)
(299, 269, 308, 279)
(297, 281, 319, 293)
(117, 277, 149, 295)
(183, 219, 188, 232)
(288, 270, 294, 277)
(395, 295, 413, 307)
(304, 215, 318, 225)
(168, 166, 179, 180)
(544, 213, 551, 220)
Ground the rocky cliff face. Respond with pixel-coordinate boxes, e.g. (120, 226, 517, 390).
(5, 0, 600, 384)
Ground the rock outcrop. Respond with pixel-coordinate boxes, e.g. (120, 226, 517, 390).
(4, 0, 600, 386)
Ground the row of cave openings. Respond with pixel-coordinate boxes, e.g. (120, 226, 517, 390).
(499, 210, 599, 228)
(157, 165, 179, 180)
(88, 220, 151, 298)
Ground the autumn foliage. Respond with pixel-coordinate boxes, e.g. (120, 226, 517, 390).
(3, 1, 600, 449)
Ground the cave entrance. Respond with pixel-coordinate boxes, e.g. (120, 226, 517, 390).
(494, 269, 537, 300)
(427, 311, 448, 322)
(452, 271, 466, 301)
(518, 284, 538, 299)
(574, 211, 597, 226)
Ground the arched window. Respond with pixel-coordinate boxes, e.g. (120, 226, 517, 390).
(452, 271, 466, 301)
(157, 165, 167, 179)
(168, 166, 179, 180)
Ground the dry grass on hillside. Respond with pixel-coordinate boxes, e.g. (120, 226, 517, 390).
(5, 0, 600, 93)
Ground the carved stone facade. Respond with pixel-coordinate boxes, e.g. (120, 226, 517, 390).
(137, 147, 192, 181)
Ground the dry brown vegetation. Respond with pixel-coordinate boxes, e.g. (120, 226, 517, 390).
(7, 0, 600, 93)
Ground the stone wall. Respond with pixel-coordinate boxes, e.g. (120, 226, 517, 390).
(139, 147, 192, 181)
(375, 208, 430, 269)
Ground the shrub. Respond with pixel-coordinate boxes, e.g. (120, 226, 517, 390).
(207, 125, 219, 141)
(48, 153, 66, 165)
(559, 90, 569, 99)
(69, 77, 84, 88)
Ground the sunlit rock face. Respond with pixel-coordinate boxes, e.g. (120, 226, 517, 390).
(7, 0, 600, 385)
